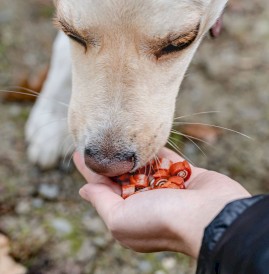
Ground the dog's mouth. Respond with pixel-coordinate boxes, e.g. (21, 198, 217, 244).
(85, 158, 134, 177)
(130, 156, 139, 173)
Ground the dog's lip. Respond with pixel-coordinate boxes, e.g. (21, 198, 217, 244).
(85, 158, 135, 177)
(129, 154, 155, 174)
(129, 154, 139, 173)
(100, 166, 134, 177)
(105, 158, 139, 177)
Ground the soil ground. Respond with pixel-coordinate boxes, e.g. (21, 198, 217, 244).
(0, 0, 268, 273)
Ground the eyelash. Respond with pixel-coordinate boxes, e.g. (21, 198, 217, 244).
(155, 25, 200, 59)
(155, 38, 195, 59)
(67, 33, 88, 52)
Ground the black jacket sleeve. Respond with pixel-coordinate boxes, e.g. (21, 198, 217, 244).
(196, 195, 269, 274)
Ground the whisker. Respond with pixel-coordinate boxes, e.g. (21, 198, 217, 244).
(153, 155, 156, 169)
(168, 135, 186, 147)
(9, 86, 42, 96)
(170, 130, 213, 147)
(67, 150, 76, 168)
(67, 143, 80, 168)
(144, 161, 148, 175)
(169, 135, 207, 158)
(168, 137, 187, 155)
(14, 86, 70, 108)
(62, 136, 75, 166)
(63, 144, 76, 167)
(0, 88, 69, 108)
(168, 134, 201, 157)
(0, 89, 40, 98)
(155, 154, 161, 168)
(174, 111, 220, 120)
(153, 155, 158, 171)
(167, 139, 196, 166)
(172, 122, 253, 140)
(148, 161, 152, 177)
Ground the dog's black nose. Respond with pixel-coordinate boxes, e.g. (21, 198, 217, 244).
(84, 147, 136, 177)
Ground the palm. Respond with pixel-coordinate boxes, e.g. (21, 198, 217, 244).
(75, 148, 250, 257)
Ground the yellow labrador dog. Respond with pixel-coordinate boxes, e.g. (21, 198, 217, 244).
(26, 0, 227, 176)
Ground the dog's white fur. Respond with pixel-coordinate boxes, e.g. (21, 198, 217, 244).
(26, 0, 227, 170)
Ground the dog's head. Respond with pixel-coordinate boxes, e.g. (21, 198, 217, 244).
(54, 0, 227, 176)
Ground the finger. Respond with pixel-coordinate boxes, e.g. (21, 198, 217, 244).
(73, 151, 92, 181)
(73, 151, 121, 194)
(79, 183, 123, 224)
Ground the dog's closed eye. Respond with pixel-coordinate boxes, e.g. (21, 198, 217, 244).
(66, 33, 87, 51)
(53, 17, 88, 52)
(155, 24, 200, 59)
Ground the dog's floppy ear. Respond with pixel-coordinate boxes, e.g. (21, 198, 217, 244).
(202, 0, 227, 38)
(209, 14, 223, 38)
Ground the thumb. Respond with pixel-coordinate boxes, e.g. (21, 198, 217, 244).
(73, 151, 121, 193)
(79, 183, 123, 224)
(74, 152, 123, 223)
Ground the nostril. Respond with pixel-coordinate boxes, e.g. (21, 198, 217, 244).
(85, 148, 92, 157)
(115, 151, 136, 163)
(84, 147, 98, 158)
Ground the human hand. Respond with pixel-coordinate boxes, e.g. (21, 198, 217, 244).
(74, 148, 250, 258)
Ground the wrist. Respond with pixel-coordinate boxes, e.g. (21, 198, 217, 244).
(165, 190, 242, 258)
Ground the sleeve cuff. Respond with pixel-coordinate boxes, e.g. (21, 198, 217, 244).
(196, 195, 266, 274)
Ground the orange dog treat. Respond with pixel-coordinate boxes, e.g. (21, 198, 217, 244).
(122, 185, 135, 199)
(158, 182, 181, 189)
(169, 160, 191, 181)
(130, 174, 149, 188)
(154, 178, 169, 187)
(136, 187, 152, 193)
(169, 162, 185, 176)
(153, 158, 173, 171)
(114, 157, 192, 199)
(113, 173, 131, 184)
(168, 176, 184, 186)
(182, 160, 192, 181)
(153, 169, 170, 179)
